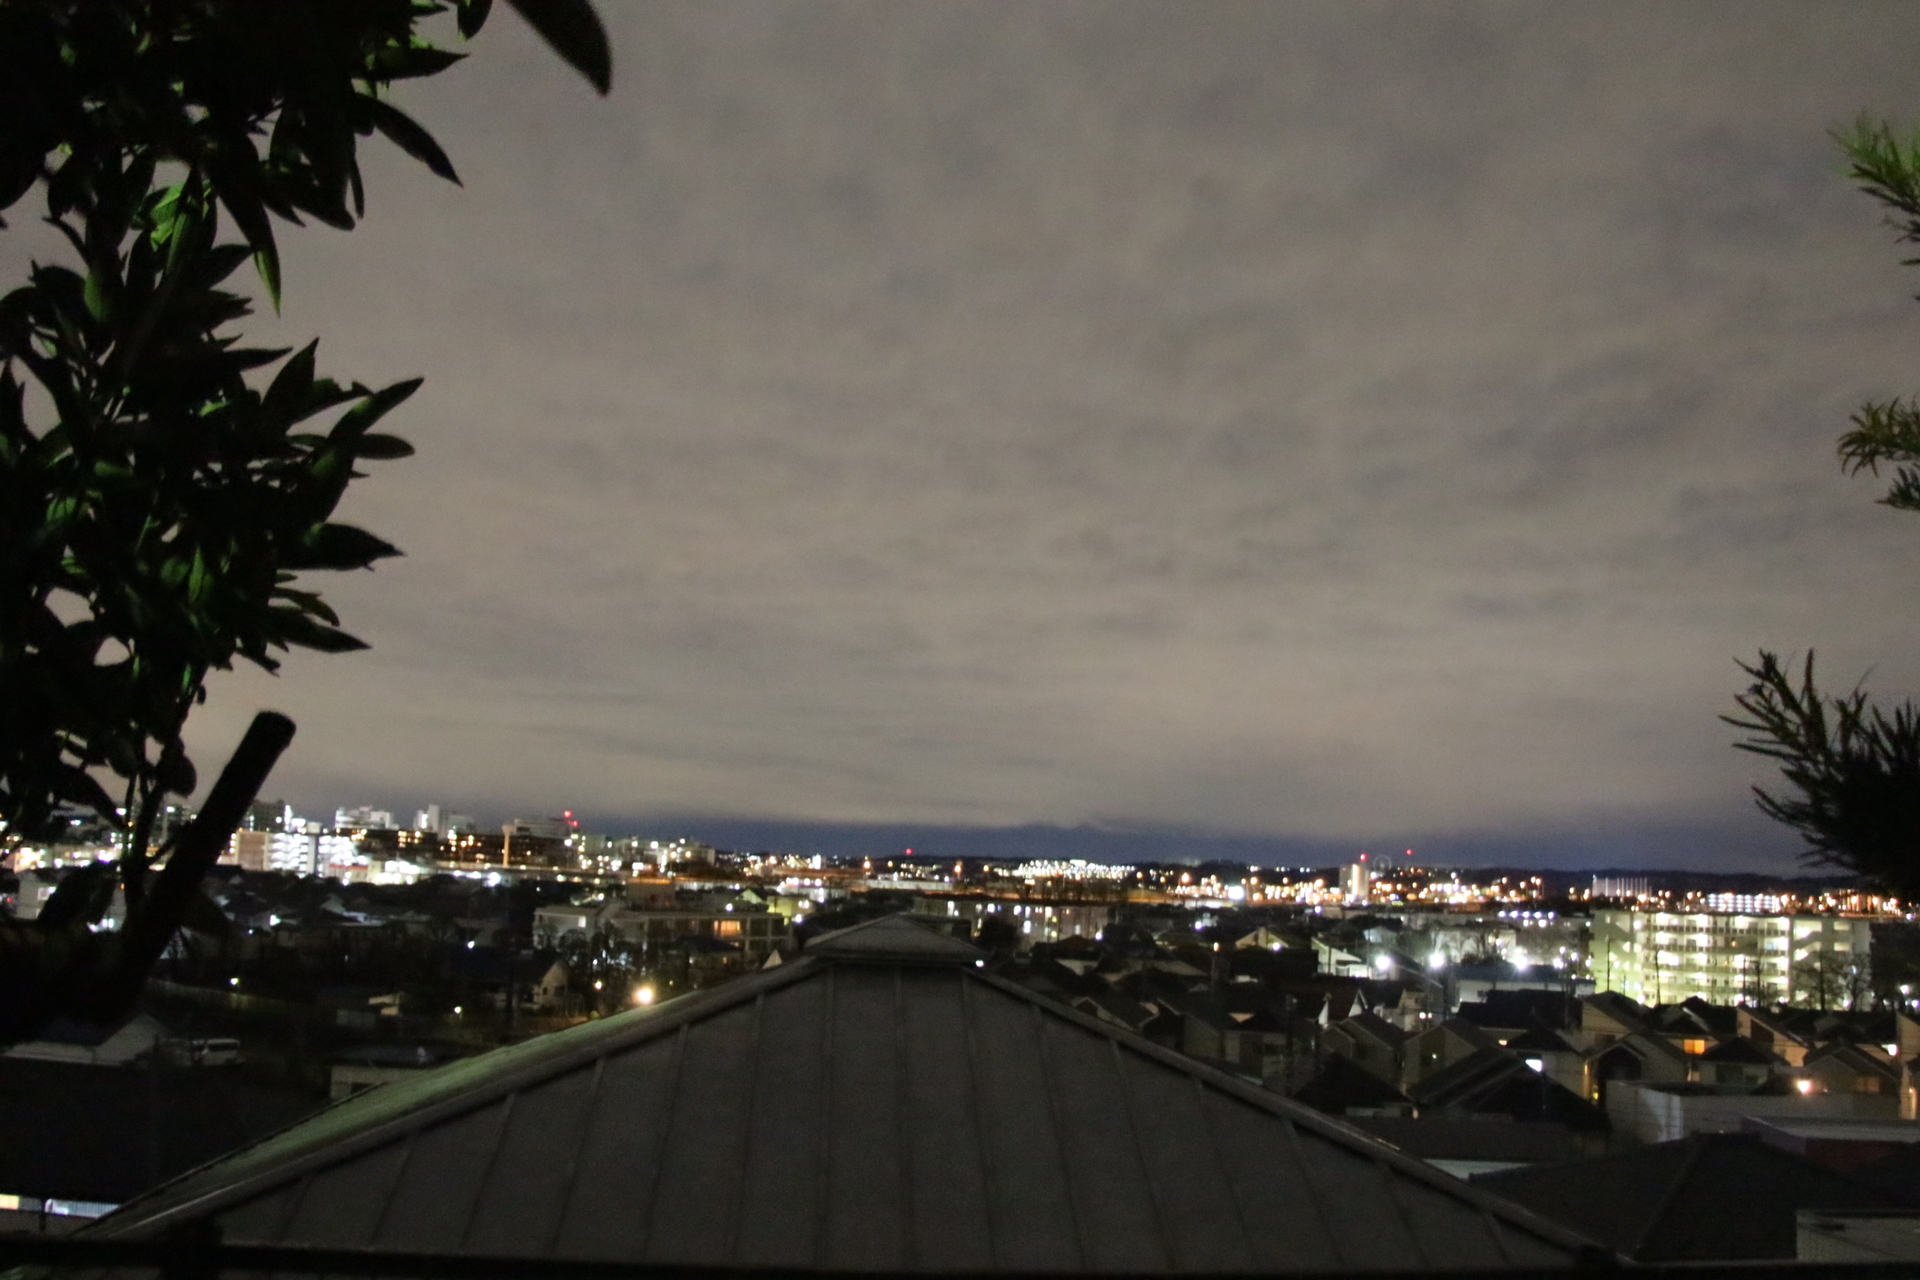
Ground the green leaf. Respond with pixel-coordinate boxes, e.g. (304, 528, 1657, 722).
(355, 432, 415, 460)
(360, 97, 461, 185)
(367, 45, 468, 81)
(205, 153, 285, 309)
(331, 376, 424, 440)
(186, 549, 211, 603)
(272, 586, 342, 626)
(506, 0, 612, 94)
(253, 240, 283, 313)
(262, 340, 319, 428)
(270, 608, 370, 654)
(293, 522, 403, 570)
(458, 0, 495, 38)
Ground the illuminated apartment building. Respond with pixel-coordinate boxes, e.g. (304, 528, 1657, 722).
(1590, 910, 1871, 1006)
(1340, 860, 1372, 905)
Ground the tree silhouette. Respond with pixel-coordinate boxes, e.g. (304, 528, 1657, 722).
(1729, 118, 1920, 901)
(0, 0, 608, 1044)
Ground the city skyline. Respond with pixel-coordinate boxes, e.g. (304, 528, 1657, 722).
(34, 3, 1920, 872)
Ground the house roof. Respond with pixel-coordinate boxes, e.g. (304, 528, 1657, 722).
(1654, 998, 1738, 1038)
(1408, 1049, 1607, 1131)
(0, 1059, 316, 1205)
(1580, 992, 1650, 1035)
(1503, 1026, 1574, 1054)
(1293, 1052, 1414, 1116)
(1335, 1009, 1410, 1047)
(1422, 1016, 1502, 1053)
(1348, 1117, 1586, 1165)
(1069, 990, 1156, 1031)
(1474, 1132, 1908, 1261)
(1805, 1040, 1900, 1080)
(1699, 1036, 1778, 1066)
(1455, 990, 1580, 1033)
(87, 916, 1590, 1273)
(1614, 1029, 1691, 1065)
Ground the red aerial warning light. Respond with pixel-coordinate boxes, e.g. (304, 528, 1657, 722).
(905, 847, 914, 856)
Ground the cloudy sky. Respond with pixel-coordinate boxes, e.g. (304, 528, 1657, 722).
(138, 3, 1920, 867)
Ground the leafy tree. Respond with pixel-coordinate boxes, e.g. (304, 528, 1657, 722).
(1727, 119, 1920, 900)
(1791, 949, 1868, 1013)
(1727, 652, 1920, 898)
(1834, 117, 1920, 510)
(0, 0, 608, 1042)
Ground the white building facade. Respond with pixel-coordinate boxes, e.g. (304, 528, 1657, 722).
(1590, 909, 1872, 1007)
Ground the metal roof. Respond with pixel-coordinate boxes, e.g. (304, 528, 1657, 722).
(1474, 1132, 1909, 1261)
(92, 916, 1593, 1272)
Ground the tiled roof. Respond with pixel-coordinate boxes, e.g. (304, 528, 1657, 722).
(89, 917, 1591, 1273)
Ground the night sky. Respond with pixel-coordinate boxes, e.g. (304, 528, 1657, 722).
(120, 4, 1920, 868)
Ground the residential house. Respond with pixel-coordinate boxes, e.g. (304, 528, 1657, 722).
(1741, 1006, 1813, 1067)
(1743, 1115, 1920, 1177)
(1607, 1078, 1900, 1146)
(1321, 1011, 1408, 1086)
(1293, 1053, 1414, 1118)
(1402, 1017, 1502, 1090)
(5, 1013, 170, 1067)
(1803, 1041, 1901, 1100)
(1504, 1025, 1591, 1099)
(1695, 1036, 1780, 1088)
(1406, 1047, 1608, 1138)
(1575, 991, 1652, 1048)
(1587, 1030, 1692, 1103)
(82, 915, 1596, 1272)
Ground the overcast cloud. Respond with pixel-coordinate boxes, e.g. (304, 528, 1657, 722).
(124, 2, 1920, 867)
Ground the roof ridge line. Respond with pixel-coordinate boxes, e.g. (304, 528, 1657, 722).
(90, 958, 827, 1239)
(964, 969, 1601, 1256)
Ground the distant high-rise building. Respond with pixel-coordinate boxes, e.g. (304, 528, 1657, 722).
(223, 829, 269, 871)
(1340, 860, 1371, 905)
(414, 804, 475, 835)
(504, 817, 572, 841)
(334, 806, 395, 831)
(268, 829, 318, 875)
(1592, 875, 1651, 900)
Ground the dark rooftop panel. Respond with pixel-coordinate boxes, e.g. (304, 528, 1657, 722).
(89, 918, 1591, 1273)
(806, 914, 985, 964)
